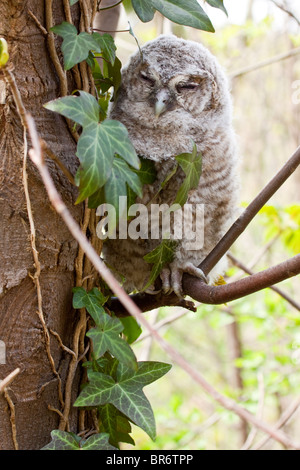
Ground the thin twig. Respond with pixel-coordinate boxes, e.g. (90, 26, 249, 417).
(4, 390, 18, 450)
(28, 10, 48, 36)
(241, 372, 265, 450)
(42, 140, 75, 186)
(49, 329, 77, 359)
(230, 47, 300, 79)
(228, 253, 300, 312)
(199, 146, 300, 276)
(0, 368, 21, 394)
(270, 0, 300, 26)
(252, 395, 300, 450)
(45, 0, 68, 98)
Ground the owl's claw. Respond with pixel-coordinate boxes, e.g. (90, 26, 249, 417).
(160, 267, 172, 294)
(159, 261, 208, 298)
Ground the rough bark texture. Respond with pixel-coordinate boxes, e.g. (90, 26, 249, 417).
(0, 0, 82, 450)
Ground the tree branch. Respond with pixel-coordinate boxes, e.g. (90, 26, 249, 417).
(110, 146, 300, 316)
(199, 145, 300, 276)
(26, 113, 300, 449)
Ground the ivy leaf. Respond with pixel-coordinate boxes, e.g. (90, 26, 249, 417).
(72, 287, 108, 320)
(75, 120, 139, 204)
(205, 0, 228, 16)
(135, 157, 157, 185)
(143, 240, 177, 290)
(80, 433, 118, 450)
(119, 316, 142, 344)
(131, 0, 155, 22)
(174, 142, 202, 206)
(93, 33, 116, 65)
(69, 0, 79, 5)
(44, 91, 101, 128)
(98, 404, 135, 448)
(41, 430, 117, 450)
(131, 0, 214, 32)
(87, 313, 137, 370)
(104, 157, 143, 219)
(51, 22, 100, 70)
(102, 56, 122, 100)
(74, 361, 172, 440)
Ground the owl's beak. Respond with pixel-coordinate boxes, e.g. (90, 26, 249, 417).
(155, 89, 170, 117)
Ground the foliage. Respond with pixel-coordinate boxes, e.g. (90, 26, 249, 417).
(41, 0, 228, 448)
(42, 430, 117, 450)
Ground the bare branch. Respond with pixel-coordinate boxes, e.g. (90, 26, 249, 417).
(270, 0, 300, 26)
(199, 146, 300, 276)
(0, 368, 21, 394)
(228, 253, 300, 312)
(230, 47, 300, 79)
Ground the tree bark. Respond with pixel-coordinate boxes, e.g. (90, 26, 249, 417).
(0, 0, 82, 449)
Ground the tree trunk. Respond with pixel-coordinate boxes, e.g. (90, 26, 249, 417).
(0, 0, 82, 450)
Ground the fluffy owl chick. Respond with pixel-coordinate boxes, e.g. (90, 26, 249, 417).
(102, 34, 239, 296)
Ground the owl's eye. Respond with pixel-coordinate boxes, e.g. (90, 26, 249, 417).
(140, 72, 155, 86)
(176, 83, 199, 93)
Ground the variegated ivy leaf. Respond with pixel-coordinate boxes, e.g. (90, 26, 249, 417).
(41, 430, 117, 450)
(73, 287, 137, 370)
(74, 361, 172, 440)
(143, 239, 178, 290)
(76, 120, 139, 204)
(92, 33, 116, 65)
(104, 157, 143, 219)
(51, 22, 116, 70)
(174, 142, 202, 207)
(51, 22, 100, 70)
(44, 91, 101, 128)
(87, 313, 137, 370)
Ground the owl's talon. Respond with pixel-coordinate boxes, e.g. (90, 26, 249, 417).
(183, 262, 208, 284)
(160, 267, 171, 294)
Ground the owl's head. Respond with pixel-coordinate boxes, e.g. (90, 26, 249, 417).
(113, 35, 231, 129)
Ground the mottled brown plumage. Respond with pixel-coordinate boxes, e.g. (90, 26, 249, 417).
(102, 35, 239, 296)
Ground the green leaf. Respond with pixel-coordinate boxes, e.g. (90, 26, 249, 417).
(98, 404, 135, 448)
(120, 316, 142, 344)
(137, 0, 215, 32)
(104, 157, 143, 219)
(174, 142, 202, 206)
(131, 0, 155, 22)
(81, 433, 118, 450)
(69, 0, 79, 5)
(143, 240, 177, 290)
(93, 33, 116, 65)
(88, 186, 106, 209)
(74, 361, 172, 439)
(44, 91, 101, 128)
(51, 22, 100, 70)
(205, 0, 228, 16)
(87, 314, 137, 370)
(41, 430, 117, 450)
(75, 120, 139, 204)
(102, 56, 122, 100)
(72, 287, 108, 320)
(135, 157, 157, 185)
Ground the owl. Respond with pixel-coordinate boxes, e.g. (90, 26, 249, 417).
(102, 34, 239, 297)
